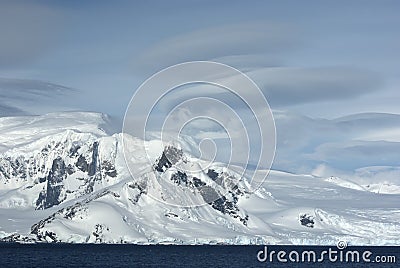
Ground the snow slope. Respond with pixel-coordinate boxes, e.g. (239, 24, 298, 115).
(0, 112, 399, 245)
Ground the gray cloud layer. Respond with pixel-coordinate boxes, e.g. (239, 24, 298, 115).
(0, 1, 63, 68)
(273, 111, 400, 175)
(131, 18, 383, 110)
(0, 1, 398, 182)
(0, 78, 76, 116)
(153, 66, 382, 114)
(248, 67, 382, 107)
(134, 21, 300, 74)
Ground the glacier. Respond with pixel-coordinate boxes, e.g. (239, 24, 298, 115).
(0, 112, 399, 245)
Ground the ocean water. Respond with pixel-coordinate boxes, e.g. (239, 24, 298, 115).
(0, 244, 398, 267)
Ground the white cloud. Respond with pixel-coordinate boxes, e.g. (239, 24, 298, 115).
(152, 66, 383, 114)
(133, 21, 299, 74)
(273, 111, 400, 183)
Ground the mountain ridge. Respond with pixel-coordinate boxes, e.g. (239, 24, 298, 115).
(0, 112, 399, 245)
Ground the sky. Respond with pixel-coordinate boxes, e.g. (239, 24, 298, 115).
(0, 0, 399, 181)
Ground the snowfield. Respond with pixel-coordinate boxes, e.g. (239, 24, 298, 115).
(0, 112, 399, 245)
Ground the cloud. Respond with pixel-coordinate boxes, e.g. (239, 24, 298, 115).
(147, 65, 382, 116)
(272, 111, 400, 178)
(0, 1, 64, 68)
(128, 17, 383, 114)
(246, 66, 383, 107)
(211, 54, 283, 71)
(0, 78, 77, 116)
(0, 78, 74, 97)
(133, 21, 300, 74)
(354, 166, 400, 185)
(141, 107, 400, 183)
(0, 103, 26, 116)
(131, 19, 382, 109)
(309, 140, 400, 170)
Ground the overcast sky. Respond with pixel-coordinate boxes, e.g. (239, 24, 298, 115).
(1, 0, 399, 118)
(1, 1, 399, 180)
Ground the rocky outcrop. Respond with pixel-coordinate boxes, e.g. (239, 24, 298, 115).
(36, 157, 67, 210)
(0, 131, 119, 210)
(299, 213, 315, 228)
(31, 190, 111, 241)
(154, 146, 183, 172)
(155, 146, 248, 225)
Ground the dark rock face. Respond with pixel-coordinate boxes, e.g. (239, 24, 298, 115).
(155, 148, 248, 226)
(102, 160, 117, 178)
(0, 233, 36, 243)
(0, 163, 10, 181)
(75, 142, 99, 176)
(197, 183, 248, 226)
(206, 169, 219, 180)
(197, 185, 221, 203)
(69, 143, 81, 157)
(0, 134, 120, 212)
(92, 224, 110, 243)
(192, 177, 206, 188)
(127, 181, 147, 204)
(31, 190, 111, 241)
(154, 146, 183, 172)
(36, 157, 67, 210)
(88, 142, 99, 176)
(0, 156, 30, 183)
(76, 155, 88, 172)
(299, 213, 315, 228)
(29, 139, 118, 210)
(171, 171, 187, 185)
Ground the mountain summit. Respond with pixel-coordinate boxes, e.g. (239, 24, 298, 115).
(0, 112, 399, 245)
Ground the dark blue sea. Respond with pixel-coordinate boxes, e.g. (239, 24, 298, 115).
(0, 244, 398, 267)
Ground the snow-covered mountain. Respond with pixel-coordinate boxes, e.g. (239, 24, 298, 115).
(0, 112, 399, 245)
